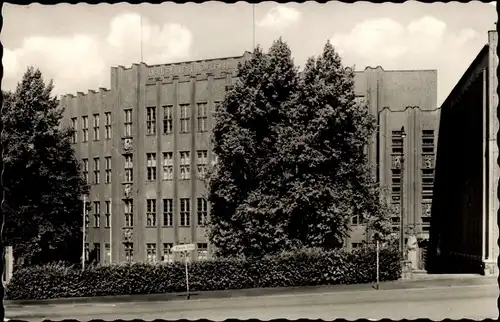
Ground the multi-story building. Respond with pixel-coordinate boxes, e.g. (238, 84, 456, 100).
(347, 68, 439, 271)
(428, 30, 498, 275)
(61, 53, 438, 265)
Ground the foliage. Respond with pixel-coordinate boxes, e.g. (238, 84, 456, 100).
(207, 38, 392, 259)
(1, 67, 88, 265)
(5, 247, 402, 300)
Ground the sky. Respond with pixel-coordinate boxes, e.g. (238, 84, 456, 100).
(1, 1, 497, 106)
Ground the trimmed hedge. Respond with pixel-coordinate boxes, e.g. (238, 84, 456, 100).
(5, 246, 401, 300)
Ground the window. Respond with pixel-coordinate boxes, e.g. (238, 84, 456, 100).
(180, 151, 190, 180)
(146, 243, 157, 263)
(197, 198, 208, 226)
(93, 157, 100, 184)
(124, 154, 133, 182)
(197, 150, 208, 179)
(93, 201, 100, 228)
(163, 199, 173, 226)
(85, 243, 90, 261)
(162, 243, 173, 263)
(93, 114, 100, 141)
(146, 153, 157, 181)
(146, 199, 157, 227)
(124, 243, 133, 262)
(105, 201, 111, 228)
(85, 202, 90, 228)
(197, 103, 208, 132)
(163, 152, 173, 180)
(354, 96, 365, 105)
(422, 176, 434, 185)
(124, 109, 132, 137)
(93, 243, 101, 263)
(180, 198, 190, 226)
(197, 243, 208, 261)
(146, 107, 156, 135)
(82, 116, 89, 142)
(392, 131, 403, 154)
(104, 112, 111, 140)
(82, 159, 89, 183)
(71, 118, 78, 143)
(179, 104, 190, 133)
(422, 168, 434, 177)
(422, 130, 435, 153)
(163, 105, 173, 134)
(105, 157, 111, 184)
(351, 215, 359, 225)
(124, 199, 134, 227)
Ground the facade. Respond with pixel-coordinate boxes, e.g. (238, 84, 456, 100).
(348, 68, 439, 271)
(428, 30, 498, 275)
(61, 54, 438, 264)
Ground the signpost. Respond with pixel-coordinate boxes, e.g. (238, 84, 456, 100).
(376, 239, 380, 290)
(171, 243, 196, 300)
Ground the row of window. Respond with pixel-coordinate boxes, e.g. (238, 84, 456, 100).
(391, 129, 435, 154)
(84, 198, 208, 228)
(71, 103, 216, 144)
(81, 151, 210, 184)
(84, 242, 209, 263)
(146, 104, 211, 135)
(71, 113, 112, 143)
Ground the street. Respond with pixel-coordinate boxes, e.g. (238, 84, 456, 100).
(7, 283, 498, 321)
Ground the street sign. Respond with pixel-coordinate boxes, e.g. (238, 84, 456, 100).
(171, 244, 195, 253)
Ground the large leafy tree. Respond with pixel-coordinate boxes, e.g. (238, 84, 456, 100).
(207, 39, 299, 258)
(278, 41, 391, 249)
(2, 67, 88, 265)
(208, 40, 392, 259)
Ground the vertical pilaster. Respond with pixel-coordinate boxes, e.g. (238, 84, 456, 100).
(190, 76, 197, 262)
(156, 80, 163, 262)
(172, 76, 180, 246)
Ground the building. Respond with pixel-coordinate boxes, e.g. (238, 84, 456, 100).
(428, 30, 498, 275)
(61, 54, 438, 265)
(348, 68, 439, 272)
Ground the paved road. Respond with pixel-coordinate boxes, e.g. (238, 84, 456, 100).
(7, 284, 498, 321)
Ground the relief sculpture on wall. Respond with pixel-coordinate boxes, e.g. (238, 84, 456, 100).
(123, 228, 133, 242)
(423, 155, 434, 169)
(422, 203, 432, 217)
(392, 155, 402, 169)
(123, 138, 132, 151)
(124, 184, 132, 198)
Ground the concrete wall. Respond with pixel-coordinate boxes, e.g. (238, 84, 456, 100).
(347, 68, 439, 250)
(429, 30, 498, 275)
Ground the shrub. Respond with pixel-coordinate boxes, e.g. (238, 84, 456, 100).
(5, 246, 401, 300)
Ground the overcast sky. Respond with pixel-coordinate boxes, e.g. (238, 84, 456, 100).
(2, 1, 496, 106)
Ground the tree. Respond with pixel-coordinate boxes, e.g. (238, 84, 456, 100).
(278, 41, 392, 249)
(207, 40, 392, 259)
(207, 39, 299, 258)
(2, 67, 88, 265)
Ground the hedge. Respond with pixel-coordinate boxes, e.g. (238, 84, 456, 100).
(5, 246, 402, 300)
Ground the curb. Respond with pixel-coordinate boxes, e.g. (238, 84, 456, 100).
(5, 275, 496, 308)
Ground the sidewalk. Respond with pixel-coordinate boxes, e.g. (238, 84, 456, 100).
(5, 273, 497, 308)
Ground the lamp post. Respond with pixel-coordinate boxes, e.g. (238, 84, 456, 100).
(400, 126, 406, 260)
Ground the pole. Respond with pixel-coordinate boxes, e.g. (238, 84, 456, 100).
(376, 239, 380, 290)
(82, 195, 86, 272)
(109, 211, 112, 264)
(185, 252, 190, 300)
